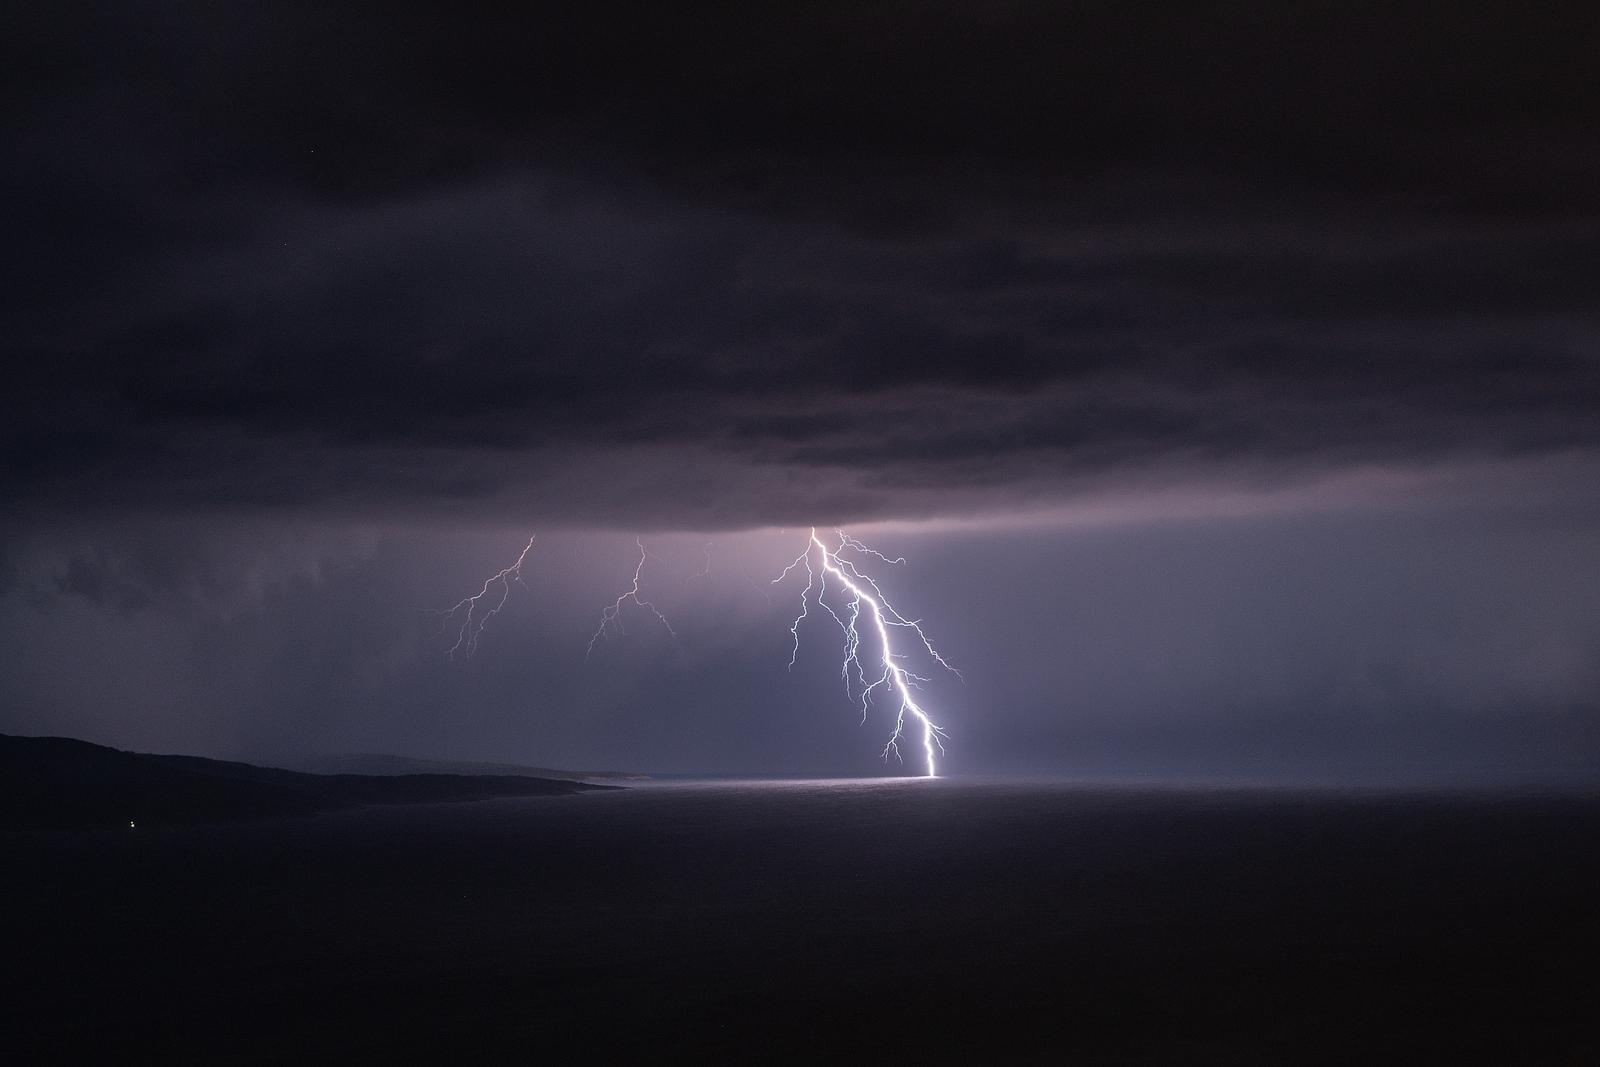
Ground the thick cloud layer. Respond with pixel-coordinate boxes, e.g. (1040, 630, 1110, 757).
(4, 2, 1598, 527)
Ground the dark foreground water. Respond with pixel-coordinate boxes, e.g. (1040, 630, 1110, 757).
(5, 778, 1599, 1063)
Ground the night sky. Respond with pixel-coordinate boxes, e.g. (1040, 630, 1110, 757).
(4, 3, 1598, 778)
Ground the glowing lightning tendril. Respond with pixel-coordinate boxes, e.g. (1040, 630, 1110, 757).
(586, 538, 675, 659)
(430, 535, 535, 659)
(772, 528, 955, 777)
(437, 528, 956, 776)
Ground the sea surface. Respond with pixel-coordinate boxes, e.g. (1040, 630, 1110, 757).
(6, 778, 1599, 1062)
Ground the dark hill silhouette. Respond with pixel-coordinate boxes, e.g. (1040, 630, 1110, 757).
(0, 734, 613, 830)
(279, 752, 645, 781)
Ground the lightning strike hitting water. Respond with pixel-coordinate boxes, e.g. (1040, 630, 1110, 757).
(436, 530, 956, 776)
(773, 528, 956, 777)
(586, 538, 676, 659)
(431, 535, 535, 659)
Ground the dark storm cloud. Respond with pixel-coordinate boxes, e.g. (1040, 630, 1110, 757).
(6, 522, 373, 618)
(4, 2, 1598, 528)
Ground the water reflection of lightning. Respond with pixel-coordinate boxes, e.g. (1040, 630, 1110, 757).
(432, 535, 535, 659)
(586, 538, 676, 659)
(772, 528, 955, 776)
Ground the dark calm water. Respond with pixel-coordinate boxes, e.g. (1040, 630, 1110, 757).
(6, 778, 1600, 1062)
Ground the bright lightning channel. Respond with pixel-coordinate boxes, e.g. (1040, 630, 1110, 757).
(586, 538, 675, 659)
(772, 528, 956, 777)
(431, 535, 535, 658)
(437, 529, 958, 777)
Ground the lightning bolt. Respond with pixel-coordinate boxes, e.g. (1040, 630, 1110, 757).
(689, 542, 713, 580)
(586, 538, 676, 659)
(435, 529, 958, 777)
(772, 528, 955, 777)
(430, 535, 535, 659)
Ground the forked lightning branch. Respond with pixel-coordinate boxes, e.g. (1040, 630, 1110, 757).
(435, 529, 957, 776)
